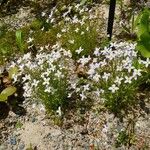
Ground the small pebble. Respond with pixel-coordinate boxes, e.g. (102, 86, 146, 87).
(10, 137, 17, 145)
(19, 143, 25, 150)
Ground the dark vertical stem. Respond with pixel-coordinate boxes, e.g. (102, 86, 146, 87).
(107, 0, 116, 41)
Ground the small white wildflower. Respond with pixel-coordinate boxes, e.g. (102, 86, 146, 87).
(143, 58, 150, 67)
(39, 104, 45, 112)
(102, 72, 110, 81)
(56, 106, 62, 116)
(44, 86, 52, 93)
(93, 73, 101, 82)
(55, 70, 63, 78)
(86, 27, 89, 31)
(87, 68, 95, 77)
(108, 84, 119, 93)
(61, 28, 67, 32)
(27, 37, 34, 43)
(94, 47, 100, 56)
(80, 92, 86, 100)
(57, 33, 62, 38)
(43, 77, 50, 86)
(23, 52, 31, 60)
(81, 31, 84, 35)
(78, 55, 91, 66)
(51, 18, 55, 23)
(124, 76, 132, 84)
(22, 74, 31, 82)
(114, 77, 123, 85)
(32, 103, 36, 109)
(133, 69, 142, 77)
(41, 12, 46, 17)
(75, 47, 84, 54)
(32, 79, 39, 87)
(83, 84, 90, 91)
(125, 64, 135, 73)
(75, 27, 79, 33)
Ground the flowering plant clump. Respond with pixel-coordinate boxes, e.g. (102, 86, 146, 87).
(9, 43, 77, 114)
(6, 3, 150, 118)
(9, 39, 150, 117)
(40, 3, 104, 60)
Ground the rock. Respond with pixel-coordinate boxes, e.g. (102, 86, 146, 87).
(10, 137, 17, 145)
(0, 144, 7, 150)
(18, 143, 25, 150)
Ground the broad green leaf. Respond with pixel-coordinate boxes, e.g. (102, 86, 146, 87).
(137, 9, 150, 38)
(0, 93, 8, 102)
(8, 66, 18, 79)
(1, 86, 17, 97)
(140, 32, 150, 52)
(136, 43, 150, 58)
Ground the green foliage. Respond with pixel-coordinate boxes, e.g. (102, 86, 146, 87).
(135, 8, 150, 57)
(15, 120, 23, 129)
(115, 130, 129, 147)
(0, 86, 16, 102)
(0, 67, 18, 102)
(16, 30, 24, 53)
(8, 66, 18, 79)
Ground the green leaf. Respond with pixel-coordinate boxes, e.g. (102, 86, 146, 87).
(1, 86, 17, 97)
(8, 66, 18, 79)
(16, 30, 24, 53)
(0, 93, 8, 102)
(137, 9, 150, 38)
(136, 43, 150, 58)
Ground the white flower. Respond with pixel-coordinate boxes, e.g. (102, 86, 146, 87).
(81, 31, 84, 35)
(55, 70, 63, 78)
(108, 84, 119, 93)
(22, 74, 31, 82)
(23, 52, 31, 60)
(32, 79, 39, 87)
(80, 92, 86, 100)
(57, 33, 62, 38)
(43, 77, 50, 86)
(124, 76, 132, 84)
(143, 58, 150, 67)
(78, 56, 91, 66)
(32, 103, 36, 109)
(56, 106, 62, 116)
(39, 104, 45, 112)
(83, 84, 90, 91)
(27, 37, 34, 43)
(44, 86, 52, 93)
(75, 47, 84, 54)
(102, 72, 110, 81)
(114, 77, 123, 85)
(125, 64, 135, 73)
(87, 68, 95, 76)
(41, 12, 46, 17)
(94, 47, 100, 56)
(93, 73, 101, 82)
(75, 27, 79, 33)
(61, 28, 67, 32)
(133, 69, 142, 77)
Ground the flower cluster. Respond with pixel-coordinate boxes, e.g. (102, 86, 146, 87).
(7, 3, 149, 115)
(9, 40, 149, 115)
